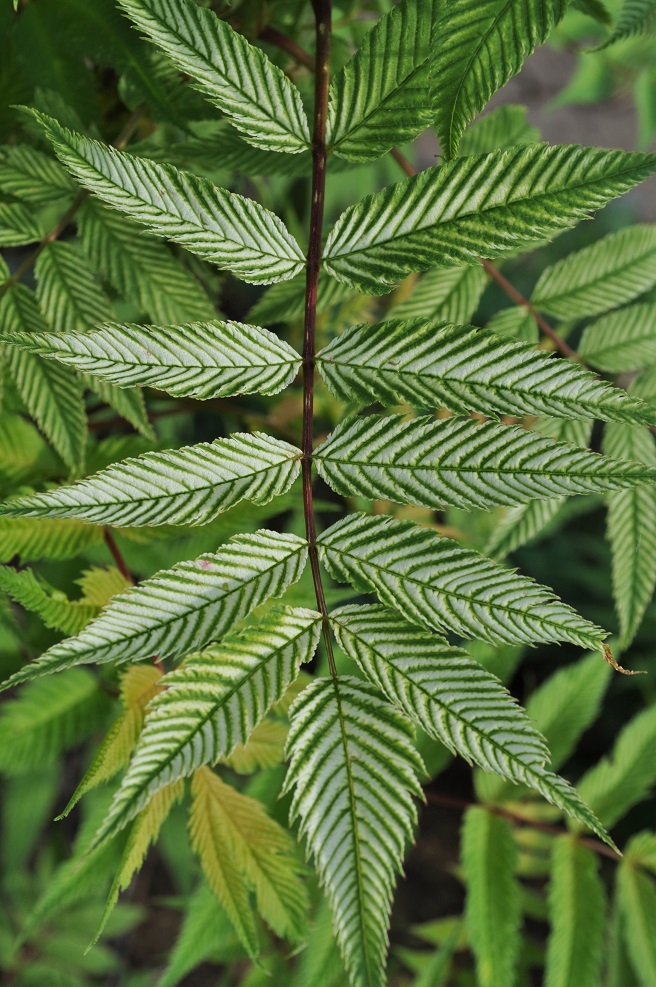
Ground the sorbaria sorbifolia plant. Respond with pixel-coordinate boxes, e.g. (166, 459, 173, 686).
(2, 0, 656, 985)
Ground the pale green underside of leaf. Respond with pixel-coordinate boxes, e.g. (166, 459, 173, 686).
(580, 302, 656, 372)
(284, 675, 424, 987)
(0, 530, 308, 692)
(35, 240, 111, 332)
(0, 144, 74, 204)
(576, 704, 656, 828)
(485, 419, 594, 558)
(462, 808, 521, 987)
(318, 512, 606, 649)
(0, 432, 301, 527)
(487, 305, 538, 343)
(432, 0, 567, 158)
(617, 862, 656, 984)
(0, 516, 104, 564)
(524, 651, 611, 772)
(544, 837, 605, 987)
(0, 566, 97, 636)
(0, 283, 86, 471)
(117, 0, 310, 152)
(386, 265, 486, 324)
(459, 104, 541, 157)
(532, 225, 656, 319)
(0, 202, 43, 246)
(322, 143, 656, 294)
(316, 320, 656, 425)
(0, 669, 107, 775)
(0, 320, 301, 400)
(327, 0, 440, 161)
(330, 605, 553, 779)
(315, 414, 656, 512)
(33, 112, 304, 284)
(78, 199, 215, 323)
(604, 423, 656, 647)
(602, 0, 656, 46)
(94, 607, 321, 847)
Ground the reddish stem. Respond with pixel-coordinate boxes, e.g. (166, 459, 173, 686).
(301, 0, 336, 674)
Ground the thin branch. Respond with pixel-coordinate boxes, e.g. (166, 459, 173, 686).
(103, 528, 134, 585)
(259, 25, 315, 70)
(1, 105, 144, 298)
(425, 790, 620, 861)
(303, 0, 337, 676)
(479, 258, 581, 362)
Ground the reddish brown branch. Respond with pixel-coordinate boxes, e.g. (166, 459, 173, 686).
(425, 790, 620, 861)
(103, 529, 134, 585)
(302, 0, 337, 675)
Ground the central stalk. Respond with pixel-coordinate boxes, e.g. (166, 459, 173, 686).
(302, 0, 336, 674)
